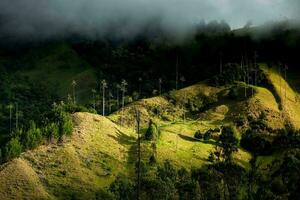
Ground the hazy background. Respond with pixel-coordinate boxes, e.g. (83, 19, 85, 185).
(0, 0, 299, 39)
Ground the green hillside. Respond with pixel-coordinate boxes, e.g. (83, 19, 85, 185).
(19, 43, 97, 103)
(0, 63, 300, 199)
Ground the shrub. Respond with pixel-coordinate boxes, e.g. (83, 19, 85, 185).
(228, 87, 239, 100)
(49, 105, 73, 139)
(145, 120, 158, 141)
(23, 121, 42, 149)
(203, 131, 211, 141)
(109, 174, 135, 200)
(194, 130, 203, 139)
(219, 125, 239, 162)
(60, 114, 73, 136)
(149, 154, 157, 164)
(96, 190, 115, 200)
(157, 160, 177, 182)
(63, 103, 91, 113)
(4, 137, 22, 161)
(43, 122, 59, 141)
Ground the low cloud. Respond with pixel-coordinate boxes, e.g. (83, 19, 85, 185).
(0, 0, 299, 40)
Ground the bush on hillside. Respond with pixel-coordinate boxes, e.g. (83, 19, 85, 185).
(218, 125, 239, 162)
(4, 137, 23, 161)
(60, 113, 73, 137)
(22, 121, 42, 149)
(203, 131, 211, 141)
(43, 122, 59, 141)
(145, 120, 159, 141)
(96, 190, 115, 200)
(194, 130, 203, 139)
(109, 174, 135, 200)
(228, 87, 239, 100)
(48, 104, 74, 139)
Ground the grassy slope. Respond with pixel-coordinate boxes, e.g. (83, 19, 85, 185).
(19, 43, 97, 103)
(110, 82, 253, 169)
(0, 158, 53, 200)
(261, 64, 300, 129)
(0, 113, 136, 199)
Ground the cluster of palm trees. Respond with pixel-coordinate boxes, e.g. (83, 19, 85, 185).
(89, 79, 128, 117)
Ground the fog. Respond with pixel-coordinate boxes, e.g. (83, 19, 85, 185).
(0, 0, 299, 40)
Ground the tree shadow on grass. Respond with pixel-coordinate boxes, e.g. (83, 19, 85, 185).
(107, 128, 136, 146)
(178, 134, 220, 146)
(178, 134, 199, 142)
(108, 128, 137, 170)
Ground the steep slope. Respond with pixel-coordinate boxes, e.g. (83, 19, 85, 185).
(0, 158, 52, 200)
(261, 64, 300, 129)
(0, 113, 136, 199)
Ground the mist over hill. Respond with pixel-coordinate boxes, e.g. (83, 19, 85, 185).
(0, 0, 300, 41)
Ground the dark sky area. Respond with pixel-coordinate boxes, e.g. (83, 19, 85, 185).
(0, 0, 299, 39)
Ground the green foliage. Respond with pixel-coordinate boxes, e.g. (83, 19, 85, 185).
(22, 121, 42, 149)
(203, 131, 211, 141)
(157, 160, 177, 182)
(43, 122, 59, 141)
(60, 114, 73, 137)
(109, 174, 135, 200)
(4, 137, 23, 161)
(63, 103, 95, 114)
(228, 86, 239, 100)
(49, 104, 74, 139)
(219, 125, 239, 162)
(145, 120, 159, 141)
(95, 190, 115, 200)
(194, 130, 202, 139)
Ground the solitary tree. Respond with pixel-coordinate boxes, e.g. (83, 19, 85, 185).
(138, 77, 142, 97)
(254, 51, 258, 86)
(219, 125, 239, 163)
(115, 84, 121, 109)
(120, 80, 128, 125)
(180, 76, 186, 89)
(15, 103, 18, 130)
(91, 89, 96, 110)
(241, 56, 247, 97)
(101, 80, 108, 116)
(180, 76, 187, 122)
(134, 108, 141, 200)
(71, 80, 77, 104)
(158, 78, 162, 96)
(7, 103, 13, 135)
(108, 91, 113, 114)
(284, 64, 288, 102)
